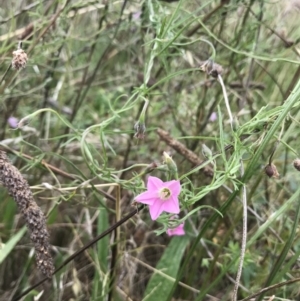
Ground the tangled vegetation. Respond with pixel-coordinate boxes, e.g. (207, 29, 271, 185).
(1, 1, 300, 300)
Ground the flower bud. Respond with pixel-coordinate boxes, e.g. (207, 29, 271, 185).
(12, 48, 28, 70)
(7, 117, 19, 129)
(134, 121, 146, 139)
(163, 152, 178, 174)
(201, 144, 212, 159)
(293, 159, 300, 171)
(265, 163, 279, 178)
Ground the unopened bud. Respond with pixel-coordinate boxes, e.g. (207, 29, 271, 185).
(293, 159, 300, 171)
(12, 48, 28, 70)
(265, 163, 279, 178)
(134, 121, 146, 139)
(202, 144, 212, 159)
(163, 152, 177, 174)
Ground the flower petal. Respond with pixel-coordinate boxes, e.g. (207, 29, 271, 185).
(161, 196, 180, 214)
(167, 223, 185, 236)
(165, 180, 181, 197)
(147, 176, 163, 191)
(149, 200, 164, 220)
(135, 190, 158, 205)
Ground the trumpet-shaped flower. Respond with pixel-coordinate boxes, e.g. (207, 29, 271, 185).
(135, 176, 181, 220)
(167, 223, 185, 236)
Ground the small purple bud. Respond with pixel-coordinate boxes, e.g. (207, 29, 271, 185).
(133, 11, 141, 20)
(209, 112, 217, 122)
(7, 117, 19, 128)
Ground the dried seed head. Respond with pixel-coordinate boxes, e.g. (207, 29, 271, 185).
(12, 48, 28, 70)
(199, 59, 223, 78)
(293, 159, 300, 171)
(265, 163, 279, 178)
(0, 151, 54, 277)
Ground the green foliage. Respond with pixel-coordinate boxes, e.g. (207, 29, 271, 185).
(1, 0, 300, 300)
(0, 227, 26, 264)
(143, 235, 190, 300)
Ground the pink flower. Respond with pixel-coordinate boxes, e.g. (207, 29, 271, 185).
(167, 223, 185, 236)
(135, 176, 181, 220)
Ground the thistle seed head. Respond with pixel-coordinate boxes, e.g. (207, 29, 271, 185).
(12, 48, 28, 70)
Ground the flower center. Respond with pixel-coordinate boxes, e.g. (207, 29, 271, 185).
(158, 187, 171, 200)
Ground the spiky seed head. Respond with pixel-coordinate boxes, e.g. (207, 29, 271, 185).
(12, 48, 28, 70)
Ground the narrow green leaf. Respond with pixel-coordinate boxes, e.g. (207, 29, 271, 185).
(91, 207, 109, 300)
(143, 236, 190, 301)
(0, 226, 27, 264)
(256, 194, 300, 301)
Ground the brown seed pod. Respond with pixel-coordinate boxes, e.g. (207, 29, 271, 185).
(265, 163, 279, 178)
(293, 159, 300, 171)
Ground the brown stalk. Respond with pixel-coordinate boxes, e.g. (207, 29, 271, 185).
(0, 151, 54, 278)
